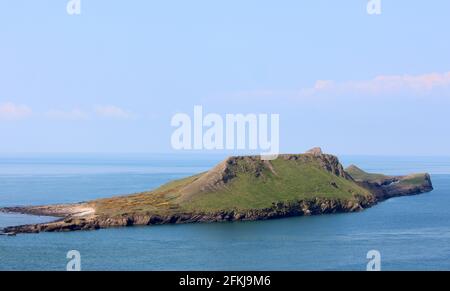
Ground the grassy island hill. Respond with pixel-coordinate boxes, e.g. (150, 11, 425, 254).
(1, 148, 433, 234)
(92, 151, 373, 217)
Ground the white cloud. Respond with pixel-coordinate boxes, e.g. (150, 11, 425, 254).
(229, 71, 450, 101)
(298, 71, 450, 98)
(1, 103, 138, 121)
(45, 109, 89, 120)
(0, 102, 32, 120)
(94, 105, 135, 119)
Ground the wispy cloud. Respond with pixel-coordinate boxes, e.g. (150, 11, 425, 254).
(94, 105, 135, 119)
(0, 102, 32, 120)
(299, 71, 450, 98)
(1, 102, 140, 122)
(45, 108, 89, 120)
(229, 71, 450, 101)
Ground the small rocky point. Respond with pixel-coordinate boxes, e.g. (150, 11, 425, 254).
(305, 147, 323, 156)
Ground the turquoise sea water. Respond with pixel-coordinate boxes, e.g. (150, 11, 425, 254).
(0, 154, 449, 270)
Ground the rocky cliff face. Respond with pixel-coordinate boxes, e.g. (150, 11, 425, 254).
(345, 164, 433, 201)
(356, 173, 433, 201)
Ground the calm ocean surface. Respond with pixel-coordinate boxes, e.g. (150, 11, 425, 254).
(1, 154, 449, 270)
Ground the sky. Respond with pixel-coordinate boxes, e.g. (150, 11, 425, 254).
(1, 0, 450, 155)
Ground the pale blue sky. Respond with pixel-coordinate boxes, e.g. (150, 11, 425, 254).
(1, 0, 450, 155)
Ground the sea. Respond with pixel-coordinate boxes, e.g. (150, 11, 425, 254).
(0, 154, 449, 271)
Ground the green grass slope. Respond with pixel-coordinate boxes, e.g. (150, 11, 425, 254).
(92, 153, 372, 216)
(345, 165, 389, 183)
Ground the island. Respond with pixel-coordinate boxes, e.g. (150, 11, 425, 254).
(0, 148, 433, 234)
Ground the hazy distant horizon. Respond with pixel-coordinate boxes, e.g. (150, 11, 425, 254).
(1, 151, 450, 158)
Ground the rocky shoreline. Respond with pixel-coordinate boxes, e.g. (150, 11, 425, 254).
(1, 180, 432, 234)
(2, 195, 378, 234)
